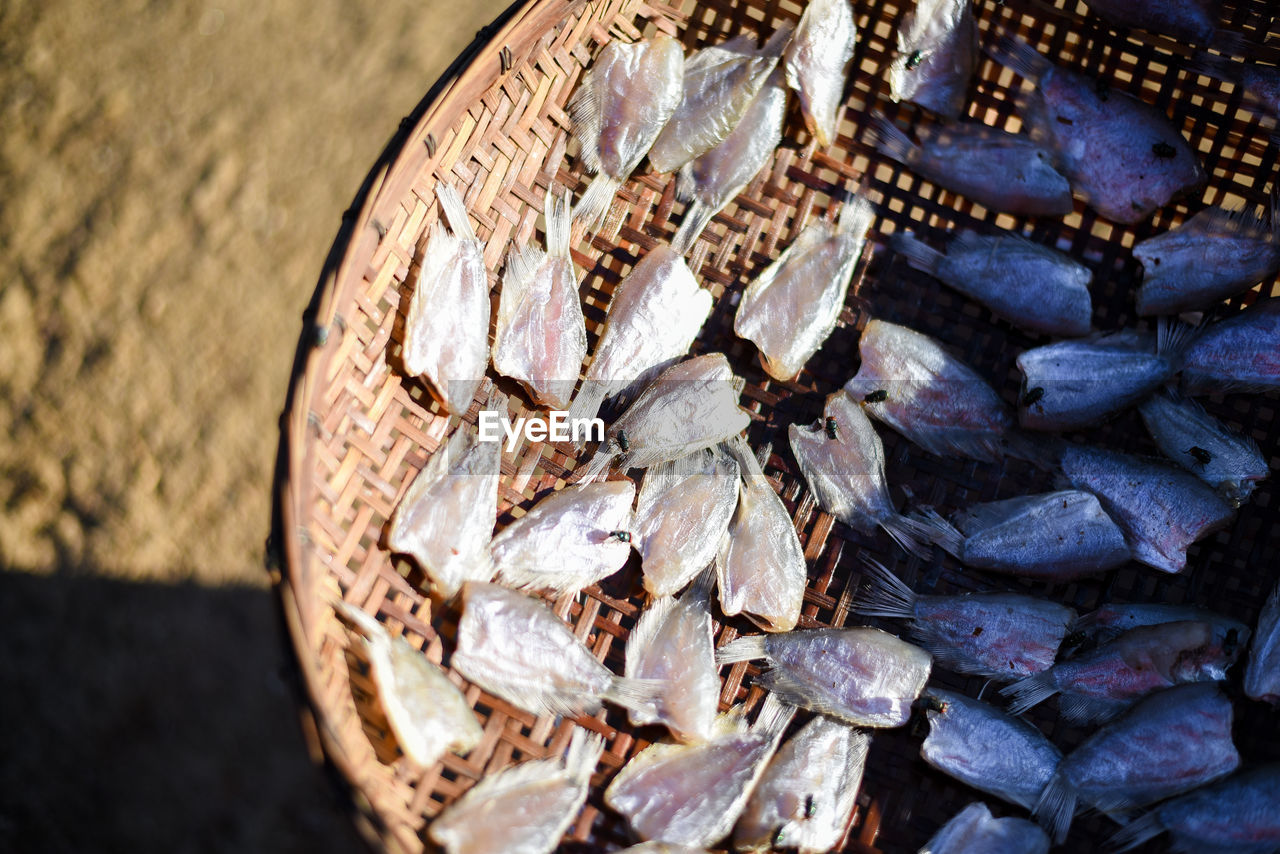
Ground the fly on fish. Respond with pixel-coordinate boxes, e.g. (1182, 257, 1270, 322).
(886, 0, 978, 119)
(488, 479, 635, 595)
(387, 387, 506, 599)
(429, 728, 604, 854)
(852, 557, 1075, 679)
(987, 36, 1205, 224)
(403, 183, 491, 413)
(569, 33, 685, 230)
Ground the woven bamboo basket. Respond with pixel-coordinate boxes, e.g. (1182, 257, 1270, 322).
(271, 0, 1280, 850)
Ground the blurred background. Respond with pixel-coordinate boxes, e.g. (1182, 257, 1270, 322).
(0, 0, 509, 849)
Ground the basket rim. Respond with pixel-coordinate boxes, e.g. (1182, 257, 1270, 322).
(264, 1, 577, 850)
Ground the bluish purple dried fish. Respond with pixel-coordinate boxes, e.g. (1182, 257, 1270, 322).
(1245, 581, 1280, 705)
(1180, 297, 1280, 395)
(922, 802, 1050, 854)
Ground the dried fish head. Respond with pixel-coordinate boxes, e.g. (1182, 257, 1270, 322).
(490, 480, 635, 596)
(403, 183, 490, 413)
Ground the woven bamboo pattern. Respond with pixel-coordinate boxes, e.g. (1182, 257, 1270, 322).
(272, 0, 1280, 850)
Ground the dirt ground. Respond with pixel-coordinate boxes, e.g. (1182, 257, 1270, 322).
(0, 0, 509, 849)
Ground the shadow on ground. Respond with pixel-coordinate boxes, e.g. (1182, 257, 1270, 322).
(0, 569, 364, 853)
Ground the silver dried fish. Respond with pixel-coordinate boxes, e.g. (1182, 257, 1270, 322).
(490, 480, 634, 595)
(716, 626, 931, 727)
(605, 694, 797, 848)
(492, 192, 587, 409)
(718, 436, 808, 633)
(784, 0, 856, 147)
(452, 582, 659, 718)
(920, 688, 1062, 811)
(403, 183, 490, 413)
(634, 449, 739, 598)
(429, 728, 604, 854)
(387, 388, 506, 598)
(570, 34, 685, 229)
(625, 569, 720, 743)
(336, 601, 482, 769)
(887, 0, 978, 119)
(734, 715, 870, 853)
(735, 195, 873, 380)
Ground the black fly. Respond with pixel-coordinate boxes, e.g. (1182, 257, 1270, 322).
(864, 389, 888, 404)
(804, 794, 818, 818)
(906, 49, 924, 70)
(1186, 446, 1212, 466)
(825, 417, 839, 439)
(617, 429, 630, 453)
(609, 530, 631, 543)
(1022, 386, 1045, 406)
(1152, 141, 1177, 159)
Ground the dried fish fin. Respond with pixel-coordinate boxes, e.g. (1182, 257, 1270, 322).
(334, 601, 482, 768)
(1001, 670, 1060, 715)
(1108, 811, 1165, 853)
(574, 174, 622, 234)
(850, 557, 917, 619)
(1032, 771, 1078, 844)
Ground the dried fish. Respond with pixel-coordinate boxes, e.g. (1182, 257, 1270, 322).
(625, 569, 720, 742)
(785, 0, 856, 147)
(490, 480, 634, 595)
(605, 694, 797, 848)
(1060, 444, 1235, 574)
(1245, 581, 1280, 704)
(1015, 324, 1189, 431)
(988, 36, 1205, 224)
(618, 845, 712, 854)
(912, 491, 1130, 581)
(1033, 683, 1239, 843)
(1085, 0, 1220, 45)
(887, 0, 979, 119)
(718, 436, 808, 632)
(634, 448, 739, 598)
(734, 716, 870, 853)
(1133, 194, 1280, 316)
(868, 116, 1073, 217)
(570, 34, 685, 229)
(1180, 297, 1280, 395)
(920, 802, 1050, 854)
(492, 192, 587, 409)
(452, 582, 659, 718)
(716, 626, 931, 727)
(844, 318, 1014, 461)
(853, 558, 1075, 679)
(673, 64, 788, 254)
(893, 230, 1093, 337)
(1110, 764, 1280, 853)
(581, 353, 752, 478)
(566, 243, 712, 428)
(1138, 390, 1268, 506)
(403, 183, 490, 413)
(1002, 619, 1242, 724)
(920, 688, 1062, 811)
(788, 392, 932, 556)
(735, 195, 874, 380)
(429, 728, 604, 854)
(336, 601, 482, 768)
(649, 30, 782, 175)
(387, 388, 505, 598)
(1074, 600, 1250, 649)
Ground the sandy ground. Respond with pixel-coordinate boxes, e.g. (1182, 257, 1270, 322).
(0, 0, 509, 849)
